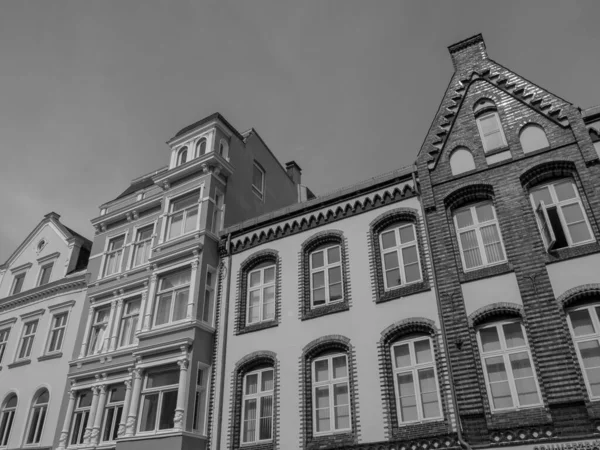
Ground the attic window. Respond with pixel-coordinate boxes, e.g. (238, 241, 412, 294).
(473, 99, 507, 153)
(37, 239, 47, 253)
(177, 146, 189, 166)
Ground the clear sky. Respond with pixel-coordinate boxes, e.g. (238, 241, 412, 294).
(1, 0, 599, 262)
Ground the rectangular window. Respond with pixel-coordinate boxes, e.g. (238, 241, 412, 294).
(17, 320, 38, 360)
(531, 180, 594, 251)
(166, 191, 199, 241)
(202, 267, 216, 326)
(0, 328, 10, 364)
(478, 321, 541, 411)
(139, 367, 179, 433)
(70, 390, 92, 446)
(11, 273, 25, 295)
(246, 265, 276, 325)
(103, 235, 125, 277)
(310, 245, 343, 308)
(476, 111, 506, 152)
(118, 298, 141, 348)
(380, 223, 422, 290)
(252, 162, 265, 200)
(47, 312, 68, 353)
(193, 365, 210, 435)
(312, 354, 351, 435)
(101, 385, 125, 442)
(87, 306, 110, 355)
(38, 263, 53, 286)
(567, 305, 600, 399)
(154, 269, 191, 326)
(211, 191, 225, 234)
(242, 368, 274, 444)
(132, 225, 154, 268)
(454, 202, 506, 271)
(391, 337, 442, 423)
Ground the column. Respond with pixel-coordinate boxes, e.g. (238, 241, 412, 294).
(103, 299, 118, 352)
(83, 386, 100, 445)
(173, 358, 190, 430)
(142, 274, 158, 331)
(79, 308, 94, 358)
(186, 260, 200, 320)
(109, 299, 124, 351)
(118, 376, 133, 437)
(90, 385, 107, 445)
(56, 390, 77, 450)
(136, 290, 147, 336)
(125, 368, 143, 437)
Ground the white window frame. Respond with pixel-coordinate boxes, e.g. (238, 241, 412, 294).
(25, 389, 49, 445)
(129, 223, 155, 269)
(69, 390, 92, 446)
(118, 297, 142, 348)
(379, 223, 423, 290)
(246, 264, 276, 326)
(102, 233, 127, 278)
(453, 202, 507, 272)
(476, 110, 507, 152)
(0, 328, 10, 365)
(477, 320, 542, 412)
(176, 145, 189, 166)
(241, 367, 274, 445)
(0, 394, 17, 447)
(566, 304, 600, 400)
(211, 190, 225, 234)
(312, 353, 352, 436)
(164, 190, 202, 242)
(37, 262, 54, 287)
(193, 363, 211, 435)
(101, 385, 125, 443)
(252, 162, 265, 200)
(153, 268, 191, 327)
(196, 138, 207, 157)
(201, 265, 217, 326)
(390, 336, 442, 425)
(10, 272, 26, 295)
(218, 139, 229, 160)
(16, 320, 38, 361)
(530, 179, 595, 251)
(138, 367, 180, 434)
(309, 244, 344, 308)
(46, 312, 69, 354)
(87, 306, 111, 355)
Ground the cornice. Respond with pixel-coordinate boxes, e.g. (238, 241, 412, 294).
(151, 152, 233, 190)
(91, 195, 163, 232)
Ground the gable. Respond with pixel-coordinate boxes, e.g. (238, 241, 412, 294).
(7, 222, 70, 271)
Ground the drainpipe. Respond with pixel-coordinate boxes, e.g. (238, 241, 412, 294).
(215, 233, 232, 450)
(419, 196, 472, 450)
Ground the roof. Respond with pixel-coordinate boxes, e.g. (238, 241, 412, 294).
(115, 176, 156, 200)
(222, 164, 416, 237)
(171, 112, 244, 142)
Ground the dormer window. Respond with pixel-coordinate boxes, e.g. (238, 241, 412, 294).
(197, 138, 207, 157)
(474, 99, 507, 152)
(177, 146, 189, 166)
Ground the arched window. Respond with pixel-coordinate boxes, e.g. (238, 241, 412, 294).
(0, 394, 17, 446)
(219, 139, 229, 160)
(520, 124, 549, 153)
(196, 138, 207, 157)
(449, 147, 476, 175)
(26, 389, 49, 444)
(473, 99, 507, 152)
(177, 146, 188, 166)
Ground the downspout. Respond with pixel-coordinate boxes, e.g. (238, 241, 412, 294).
(418, 185, 472, 450)
(215, 232, 232, 450)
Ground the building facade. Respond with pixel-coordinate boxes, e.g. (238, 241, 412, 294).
(0, 212, 91, 450)
(58, 113, 305, 450)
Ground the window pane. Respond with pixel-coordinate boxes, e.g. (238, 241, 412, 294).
(381, 231, 396, 249)
(567, 220, 592, 244)
(509, 351, 534, 379)
(311, 251, 324, 269)
(261, 370, 274, 392)
(158, 390, 177, 430)
(245, 374, 258, 395)
(475, 204, 494, 223)
(78, 391, 92, 408)
(402, 245, 418, 265)
(455, 210, 473, 229)
(415, 339, 433, 364)
(404, 264, 421, 284)
(332, 356, 347, 379)
(334, 384, 350, 429)
(384, 252, 399, 270)
(27, 408, 41, 443)
(327, 246, 341, 264)
(570, 309, 595, 336)
(140, 394, 158, 431)
(386, 269, 402, 288)
(579, 340, 600, 369)
(252, 165, 263, 190)
(480, 224, 504, 263)
(172, 194, 197, 212)
(480, 114, 499, 134)
(155, 294, 172, 326)
(480, 327, 501, 352)
(314, 359, 329, 382)
(586, 366, 600, 397)
(147, 369, 179, 388)
(485, 356, 508, 383)
(312, 271, 325, 289)
(315, 387, 330, 432)
(334, 384, 349, 406)
(37, 391, 49, 404)
(263, 299, 275, 321)
(259, 396, 273, 439)
(399, 225, 416, 244)
(102, 408, 115, 442)
(485, 131, 505, 150)
(419, 369, 440, 418)
(161, 270, 191, 290)
(312, 288, 326, 306)
(393, 344, 411, 368)
(531, 187, 552, 208)
(397, 373, 417, 421)
(555, 181, 577, 201)
(503, 323, 525, 348)
(110, 385, 126, 403)
(264, 267, 275, 284)
(329, 282, 342, 301)
(168, 213, 183, 240)
(243, 399, 257, 442)
(514, 377, 540, 406)
(172, 289, 188, 321)
(183, 207, 198, 234)
(490, 381, 513, 409)
(562, 203, 585, 224)
(328, 266, 341, 285)
(460, 231, 482, 268)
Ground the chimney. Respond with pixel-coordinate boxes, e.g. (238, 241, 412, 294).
(448, 34, 487, 70)
(285, 161, 302, 185)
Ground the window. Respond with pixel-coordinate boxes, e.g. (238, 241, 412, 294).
(449, 147, 476, 175)
(0, 328, 10, 364)
(11, 273, 25, 295)
(477, 321, 541, 411)
(166, 191, 199, 241)
(219, 139, 229, 159)
(474, 99, 507, 152)
(530, 179, 594, 251)
(312, 354, 351, 434)
(193, 365, 210, 435)
(38, 263, 53, 286)
(252, 162, 265, 200)
(132, 225, 153, 268)
(103, 235, 125, 277)
(101, 385, 125, 442)
(0, 394, 17, 447)
(26, 389, 49, 444)
(154, 269, 191, 326)
(197, 138, 207, 157)
(310, 245, 343, 308)
(70, 390, 92, 446)
(139, 367, 179, 432)
(379, 223, 422, 290)
(567, 304, 600, 399)
(47, 312, 68, 353)
(520, 124, 549, 153)
(17, 320, 38, 360)
(177, 146, 188, 166)
(454, 202, 506, 271)
(391, 337, 441, 424)
(241, 368, 274, 444)
(211, 191, 225, 234)
(118, 298, 141, 347)
(246, 264, 276, 325)
(87, 306, 110, 355)
(202, 267, 216, 326)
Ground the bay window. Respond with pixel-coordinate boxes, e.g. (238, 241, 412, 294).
(166, 191, 199, 241)
(242, 368, 274, 444)
(139, 367, 179, 432)
(312, 354, 351, 435)
(379, 223, 422, 290)
(118, 298, 141, 347)
(103, 235, 125, 277)
(246, 264, 276, 325)
(310, 245, 343, 308)
(101, 385, 125, 442)
(154, 269, 191, 326)
(70, 390, 92, 446)
(567, 304, 600, 399)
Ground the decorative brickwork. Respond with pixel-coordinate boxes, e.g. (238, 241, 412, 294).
(468, 302, 523, 327)
(519, 160, 577, 189)
(298, 230, 352, 321)
(367, 208, 431, 303)
(557, 284, 600, 308)
(443, 183, 495, 211)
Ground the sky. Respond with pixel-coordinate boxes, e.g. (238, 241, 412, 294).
(1, 0, 600, 261)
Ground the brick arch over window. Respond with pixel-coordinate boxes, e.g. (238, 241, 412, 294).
(299, 335, 359, 449)
(229, 351, 279, 450)
(468, 302, 524, 327)
(443, 183, 495, 211)
(368, 208, 430, 303)
(557, 284, 600, 309)
(235, 249, 281, 335)
(299, 230, 351, 320)
(519, 160, 577, 190)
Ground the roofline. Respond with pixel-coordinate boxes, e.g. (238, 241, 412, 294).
(167, 112, 245, 144)
(582, 105, 600, 123)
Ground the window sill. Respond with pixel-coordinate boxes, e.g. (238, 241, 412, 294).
(375, 280, 430, 304)
(236, 320, 278, 336)
(139, 319, 214, 340)
(238, 441, 274, 450)
(545, 241, 600, 265)
(301, 301, 350, 321)
(484, 144, 510, 157)
(156, 230, 203, 250)
(38, 352, 63, 362)
(459, 262, 513, 283)
(8, 358, 31, 368)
